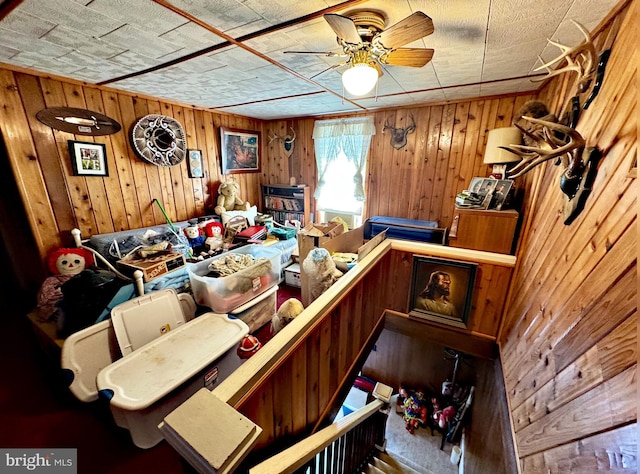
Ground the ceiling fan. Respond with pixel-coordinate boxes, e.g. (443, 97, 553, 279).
(286, 10, 434, 96)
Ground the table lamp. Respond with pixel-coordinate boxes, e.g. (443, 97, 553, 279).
(483, 127, 522, 179)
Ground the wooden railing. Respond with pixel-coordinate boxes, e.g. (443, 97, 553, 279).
(160, 239, 516, 472)
(249, 400, 387, 474)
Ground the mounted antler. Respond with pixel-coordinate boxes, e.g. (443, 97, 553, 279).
(502, 109, 601, 225)
(268, 127, 296, 157)
(383, 114, 416, 149)
(504, 117, 586, 193)
(534, 21, 596, 91)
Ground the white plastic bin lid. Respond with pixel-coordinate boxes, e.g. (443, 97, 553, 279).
(111, 289, 196, 356)
(97, 313, 248, 411)
(229, 284, 278, 314)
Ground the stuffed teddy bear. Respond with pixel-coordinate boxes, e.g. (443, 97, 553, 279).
(214, 181, 250, 216)
(271, 297, 304, 334)
(302, 248, 343, 302)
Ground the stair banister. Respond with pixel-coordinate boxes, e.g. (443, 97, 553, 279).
(249, 399, 386, 474)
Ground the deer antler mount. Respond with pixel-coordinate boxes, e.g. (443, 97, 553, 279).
(268, 127, 296, 158)
(383, 114, 416, 150)
(503, 101, 601, 225)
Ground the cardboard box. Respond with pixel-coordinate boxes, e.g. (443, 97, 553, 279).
(117, 251, 186, 282)
(284, 263, 301, 288)
(297, 223, 386, 305)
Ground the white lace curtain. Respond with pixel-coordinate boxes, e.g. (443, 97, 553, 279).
(312, 116, 376, 201)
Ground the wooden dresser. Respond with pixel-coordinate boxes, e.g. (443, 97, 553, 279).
(448, 208, 519, 254)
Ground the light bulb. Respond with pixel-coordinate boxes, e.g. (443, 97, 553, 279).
(342, 63, 378, 96)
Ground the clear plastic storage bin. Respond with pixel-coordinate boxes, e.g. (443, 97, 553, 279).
(188, 244, 281, 313)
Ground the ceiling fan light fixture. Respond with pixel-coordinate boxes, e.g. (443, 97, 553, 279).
(342, 62, 378, 96)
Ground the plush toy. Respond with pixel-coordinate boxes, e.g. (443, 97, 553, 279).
(183, 225, 206, 254)
(302, 248, 343, 302)
(204, 221, 224, 251)
(214, 181, 250, 216)
(271, 297, 304, 334)
(399, 387, 428, 434)
(36, 248, 95, 321)
(431, 396, 456, 429)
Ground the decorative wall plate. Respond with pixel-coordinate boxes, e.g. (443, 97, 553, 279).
(36, 107, 121, 136)
(130, 114, 186, 167)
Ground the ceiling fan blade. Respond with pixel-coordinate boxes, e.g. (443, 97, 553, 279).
(284, 51, 343, 57)
(310, 62, 346, 79)
(384, 48, 434, 67)
(377, 12, 434, 49)
(324, 13, 362, 44)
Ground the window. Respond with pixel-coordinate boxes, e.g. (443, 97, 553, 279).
(312, 116, 375, 216)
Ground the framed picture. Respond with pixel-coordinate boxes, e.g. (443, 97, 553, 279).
(68, 140, 108, 177)
(488, 179, 514, 210)
(467, 177, 498, 209)
(220, 127, 260, 174)
(187, 149, 204, 178)
(408, 256, 477, 328)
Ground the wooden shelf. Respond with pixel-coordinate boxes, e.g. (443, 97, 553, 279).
(261, 184, 310, 226)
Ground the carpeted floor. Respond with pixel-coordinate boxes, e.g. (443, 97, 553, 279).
(385, 395, 458, 474)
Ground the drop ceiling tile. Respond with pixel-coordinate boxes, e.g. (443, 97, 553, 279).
(16, 0, 124, 37)
(87, 0, 188, 34)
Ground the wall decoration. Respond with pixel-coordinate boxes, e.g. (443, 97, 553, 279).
(505, 100, 600, 225)
(408, 256, 477, 328)
(68, 140, 108, 177)
(383, 114, 416, 149)
(187, 149, 204, 178)
(268, 126, 296, 158)
(36, 107, 121, 136)
(220, 127, 261, 174)
(131, 114, 186, 167)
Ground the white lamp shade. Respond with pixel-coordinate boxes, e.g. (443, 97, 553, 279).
(342, 64, 378, 96)
(483, 127, 522, 164)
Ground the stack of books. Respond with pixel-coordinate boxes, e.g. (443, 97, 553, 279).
(233, 225, 267, 243)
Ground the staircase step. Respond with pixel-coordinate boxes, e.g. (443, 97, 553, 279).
(371, 455, 402, 473)
(375, 452, 422, 474)
(363, 462, 387, 474)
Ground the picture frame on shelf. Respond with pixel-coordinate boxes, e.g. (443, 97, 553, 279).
(487, 179, 514, 210)
(465, 177, 498, 209)
(408, 256, 477, 328)
(187, 149, 204, 178)
(220, 127, 260, 174)
(68, 140, 108, 177)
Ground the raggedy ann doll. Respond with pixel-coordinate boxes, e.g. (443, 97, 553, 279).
(36, 248, 94, 321)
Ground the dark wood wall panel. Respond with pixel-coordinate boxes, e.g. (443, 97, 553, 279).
(234, 252, 393, 453)
(498, 1, 637, 470)
(263, 93, 535, 226)
(0, 69, 264, 269)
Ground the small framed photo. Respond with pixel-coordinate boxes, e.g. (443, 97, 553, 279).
(68, 140, 108, 177)
(408, 256, 477, 328)
(187, 149, 204, 178)
(220, 127, 260, 174)
(488, 179, 514, 210)
(468, 177, 498, 209)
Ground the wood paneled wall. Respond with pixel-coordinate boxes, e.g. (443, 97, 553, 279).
(498, 1, 637, 471)
(0, 69, 265, 270)
(263, 94, 535, 227)
(234, 250, 393, 457)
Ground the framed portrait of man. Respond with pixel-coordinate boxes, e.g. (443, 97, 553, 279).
(408, 256, 477, 328)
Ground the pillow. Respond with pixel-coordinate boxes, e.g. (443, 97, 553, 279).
(221, 205, 258, 226)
